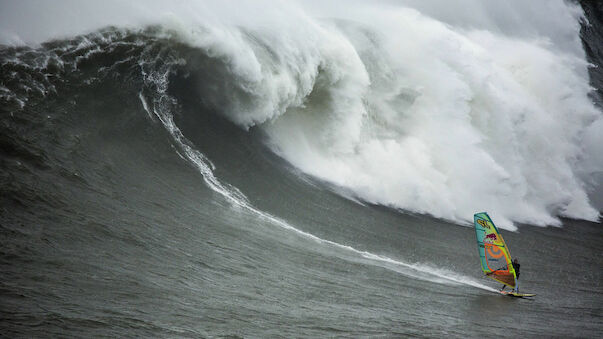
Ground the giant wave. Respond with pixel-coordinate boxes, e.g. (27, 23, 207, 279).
(1, 0, 601, 229)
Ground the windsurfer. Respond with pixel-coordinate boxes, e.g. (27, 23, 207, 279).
(500, 258, 520, 292)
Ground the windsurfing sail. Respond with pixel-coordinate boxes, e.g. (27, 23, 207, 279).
(474, 212, 516, 287)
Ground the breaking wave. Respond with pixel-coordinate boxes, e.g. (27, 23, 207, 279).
(1, 0, 601, 229)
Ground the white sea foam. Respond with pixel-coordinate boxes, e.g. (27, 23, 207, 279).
(167, 1, 603, 228)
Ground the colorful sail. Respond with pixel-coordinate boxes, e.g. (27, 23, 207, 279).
(474, 212, 516, 287)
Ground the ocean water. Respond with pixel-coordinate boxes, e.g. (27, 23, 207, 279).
(1, 0, 602, 337)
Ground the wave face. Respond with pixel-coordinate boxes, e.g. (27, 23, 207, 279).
(5, 0, 599, 228)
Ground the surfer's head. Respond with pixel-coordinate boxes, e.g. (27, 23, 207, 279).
(513, 258, 519, 264)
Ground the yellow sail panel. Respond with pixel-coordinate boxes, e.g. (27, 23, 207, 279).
(474, 212, 516, 287)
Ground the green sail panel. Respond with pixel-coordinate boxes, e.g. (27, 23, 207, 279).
(474, 212, 516, 287)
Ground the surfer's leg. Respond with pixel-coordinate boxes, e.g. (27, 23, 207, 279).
(514, 280, 519, 292)
(500, 285, 505, 291)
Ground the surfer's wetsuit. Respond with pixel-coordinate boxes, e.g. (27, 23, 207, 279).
(513, 262, 520, 278)
(512, 261, 520, 292)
